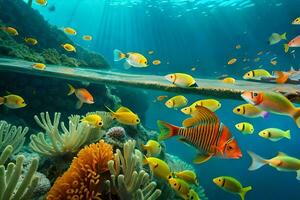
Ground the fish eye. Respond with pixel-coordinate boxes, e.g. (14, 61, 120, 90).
(227, 146, 233, 150)
(99, 122, 103, 126)
(253, 92, 258, 97)
(168, 175, 172, 179)
(136, 119, 140, 122)
(247, 73, 250, 76)
(236, 108, 240, 112)
(174, 183, 177, 186)
(191, 197, 194, 200)
(218, 179, 221, 182)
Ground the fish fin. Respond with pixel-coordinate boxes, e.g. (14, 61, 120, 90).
(76, 101, 83, 109)
(269, 138, 281, 142)
(297, 170, 300, 180)
(67, 84, 75, 96)
(275, 71, 289, 84)
(239, 186, 252, 200)
(177, 137, 194, 148)
(292, 108, 300, 128)
(141, 143, 148, 150)
(277, 152, 287, 157)
(193, 154, 213, 164)
(124, 61, 132, 69)
(189, 82, 198, 87)
(247, 151, 267, 171)
(157, 120, 179, 141)
(182, 117, 201, 127)
(113, 49, 126, 61)
(281, 32, 287, 40)
(284, 44, 289, 53)
(284, 130, 291, 139)
(116, 106, 133, 113)
(261, 111, 269, 119)
(183, 105, 219, 127)
(105, 105, 115, 113)
(0, 97, 4, 105)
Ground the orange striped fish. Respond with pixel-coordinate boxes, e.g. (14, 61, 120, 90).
(157, 106, 242, 164)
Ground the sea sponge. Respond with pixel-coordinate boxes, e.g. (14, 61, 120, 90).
(46, 140, 114, 200)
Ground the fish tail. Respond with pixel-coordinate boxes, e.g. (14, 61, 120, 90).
(113, 49, 126, 61)
(247, 151, 267, 171)
(285, 130, 291, 139)
(157, 120, 179, 141)
(284, 43, 289, 53)
(239, 186, 252, 200)
(297, 170, 300, 180)
(281, 32, 287, 40)
(76, 101, 83, 109)
(292, 108, 300, 128)
(141, 143, 148, 150)
(67, 84, 75, 96)
(275, 71, 289, 84)
(189, 82, 198, 87)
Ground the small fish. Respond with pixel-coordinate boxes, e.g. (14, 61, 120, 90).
(62, 43, 76, 52)
(241, 91, 300, 128)
(181, 99, 221, 114)
(157, 106, 242, 164)
(248, 151, 300, 180)
(292, 17, 300, 25)
(82, 35, 92, 41)
(213, 176, 252, 200)
(270, 60, 277, 66)
(81, 114, 103, 127)
(165, 73, 198, 87)
(67, 84, 94, 109)
(144, 157, 171, 180)
(269, 32, 286, 45)
(258, 128, 291, 141)
(254, 57, 260, 62)
(0, 94, 26, 109)
(168, 178, 190, 199)
(274, 71, 289, 84)
(187, 189, 200, 200)
(152, 60, 161, 65)
(285, 35, 300, 53)
(155, 95, 168, 102)
(235, 122, 254, 134)
(24, 37, 38, 45)
(113, 49, 148, 68)
(223, 77, 235, 84)
(235, 44, 241, 49)
(1, 26, 18, 36)
(233, 103, 268, 118)
(105, 106, 140, 125)
(243, 69, 271, 80)
(63, 27, 77, 35)
(165, 95, 188, 109)
(35, 0, 47, 6)
(148, 50, 154, 55)
(227, 58, 237, 65)
(257, 51, 264, 55)
(142, 140, 161, 156)
(174, 170, 199, 185)
(191, 67, 196, 71)
(32, 63, 46, 70)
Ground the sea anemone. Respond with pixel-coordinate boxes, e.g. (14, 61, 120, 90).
(106, 126, 126, 140)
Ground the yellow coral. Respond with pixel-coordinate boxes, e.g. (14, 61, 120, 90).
(47, 140, 114, 200)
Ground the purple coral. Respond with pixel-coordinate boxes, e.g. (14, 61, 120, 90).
(106, 127, 126, 141)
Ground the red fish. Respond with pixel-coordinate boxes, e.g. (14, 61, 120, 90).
(67, 84, 94, 109)
(157, 106, 242, 164)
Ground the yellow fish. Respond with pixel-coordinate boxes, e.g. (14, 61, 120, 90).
(175, 170, 199, 185)
(213, 176, 252, 200)
(82, 35, 92, 41)
(1, 26, 18, 36)
(81, 114, 103, 127)
(233, 103, 269, 118)
(24, 37, 38, 45)
(169, 178, 190, 199)
(113, 49, 148, 68)
(270, 60, 277, 66)
(144, 157, 171, 180)
(235, 122, 254, 134)
(186, 189, 200, 200)
(165, 73, 198, 87)
(223, 77, 235, 84)
(191, 67, 196, 71)
(142, 140, 161, 156)
(227, 58, 237, 65)
(0, 94, 26, 109)
(62, 43, 76, 52)
(35, 0, 47, 6)
(106, 106, 140, 125)
(155, 95, 168, 102)
(148, 50, 154, 55)
(63, 27, 77, 35)
(243, 69, 271, 80)
(32, 63, 46, 70)
(292, 17, 300, 25)
(152, 60, 161, 65)
(258, 128, 291, 142)
(165, 95, 188, 109)
(181, 99, 221, 114)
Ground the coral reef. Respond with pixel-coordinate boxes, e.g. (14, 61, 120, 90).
(46, 140, 114, 199)
(0, 120, 28, 155)
(105, 126, 127, 148)
(107, 140, 162, 200)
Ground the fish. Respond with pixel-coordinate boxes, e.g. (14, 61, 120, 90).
(82, 35, 92, 41)
(274, 71, 289, 84)
(142, 140, 161, 156)
(105, 106, 140, 125)
(156, 95, 168, 102)
(24, 37, 38, 45)
(174, 170, 199, 185)
(258, 128, 291, 141)
(181, 99, 221, 114)
(165, 73, 198, 87)
(62, 43, 76, 52)
(0, 94, 26, 109)
(223, 77, 235, 84)
(268, 32, 286, 45)
(67, 84, 94, 109)
(241, 91, 300, 128)
(35, 0, 47, 6)
(32, 63, 46, 70)
(186, 189, 200, 200)
(157, 106, 242, 164)
(284, 35, 300, 53)
(254, 57, 260, 62)
(227, 58, 237, 65)
(247, 151, 300, 180)
(242, 69, 271, 80)
(1, 26, 18, 36)
(233, 103, 269, 118)
(63, 27, 77, 35)
(168, 178, 190, 199)
(165, 95, 188, 109)
(152, 60, 161, 65)
(213, 176, 252, 200)
(148, 50, 154, 55)
(236, 44, 241, 49)
(113, 49, 148, 68)
(191, 67, 196, 71)
(270, 60, 277, 66)
(235, 122, 254, 134)
(257, 51, 264, 55)
(144, 157, 171, 180)
(80, 114, 103, 127)
(292, 17, 300, 25)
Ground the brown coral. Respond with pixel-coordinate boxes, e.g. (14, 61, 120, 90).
(46, 140, 114, 200)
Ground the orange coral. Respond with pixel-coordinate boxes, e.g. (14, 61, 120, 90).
(47, 140, 114, 200)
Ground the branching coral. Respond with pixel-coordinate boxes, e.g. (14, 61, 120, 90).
(107, 140, 162, 200)
(29, 112, 105, 156)
(0, 145, 39, 200)
(46, 140, 114, 200)
(0, 120, 28, 155)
